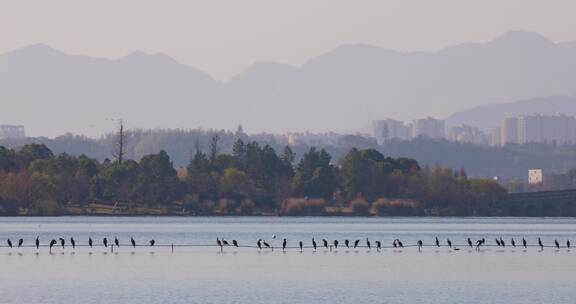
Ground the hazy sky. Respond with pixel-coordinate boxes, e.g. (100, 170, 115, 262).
(2, 0, 576, 80)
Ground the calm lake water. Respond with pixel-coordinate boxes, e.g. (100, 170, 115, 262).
(1, 217, 575, 304)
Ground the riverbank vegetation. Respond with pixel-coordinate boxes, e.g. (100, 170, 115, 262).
(0, 141, 508, 216)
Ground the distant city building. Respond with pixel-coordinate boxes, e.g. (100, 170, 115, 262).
(372, 119, 412, 144)
(528, 169, 543, 185)
(287, 132, 338, 146)
(0, 125, 25, 139)
(500, 116, 519, 145)
(412, 117, 445, 139)
(518, 115, 540, 144)
(494, 114, 576, 146)
(448, 125, 488, 145)
(489, 127, 502, 147)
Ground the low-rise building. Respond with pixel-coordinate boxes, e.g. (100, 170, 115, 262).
(0, 125, 25, 139)
(528, 169, 543, 185)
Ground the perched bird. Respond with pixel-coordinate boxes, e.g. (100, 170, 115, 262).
(312, 238, 317, 251)
(59, 238, 65, 249)
(397, 239, 404, 248)
(522, 238, 527, 248)
(263, 240, 271, 249)
(567, 240, 571, 249)
(417, 240, 423, 251)
(435, 237, 440, 247)
(70, 237, 75, 249)
(282, 238, 287, 252)
(500, 237, 505, 247)
(257, 239, 262, 250)
(49, 239, 56, 251)
(538, 238, 543, 250)
(7, 239, 13, 248)
(447, 239, 452, 248)
(149, 239, 155, 247)
(216, 238, 222, 248)
(511, 238, 516, 247)
(344, 239, 350, 248)
(366, 238, 371, 250)
(18, 238, 23, 248)
(131, 237, 136, 248)
(467, 238, 473, 248)
(114, 237, 120, 247)
(375, 241, 381, 251)
(555, 239, 560, 249)
(496, 238, 501, 247)
(35, 236, 40, 250)
(222, 239, 230, 246)
(103, 237, 108, 248)
(88, 237, 93, 248)
(232, 240, 238, 247)
(354, 239, 360, 249)
(334, 240, 339, 249)
(323, 239, 328, 249)
(393, 240, 398, 248)
(299, 241, 303, 252)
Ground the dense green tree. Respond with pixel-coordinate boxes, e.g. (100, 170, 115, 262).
(187, 150, 218, 200)
(293, 148, 337, 200)
(219, 168, 253, 200)
(133, 150, 182, 206)
(0, 147, 17, 172)
(18, 144, 53, 166)
(0, 143, 511, 216)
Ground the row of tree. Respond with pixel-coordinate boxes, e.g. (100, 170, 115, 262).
(3, 128, 576, 180)
(0, 141, 509, 216)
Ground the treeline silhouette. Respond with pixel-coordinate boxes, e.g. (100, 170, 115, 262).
(0, 140, 512, 216)
(2, 129, 576, 180)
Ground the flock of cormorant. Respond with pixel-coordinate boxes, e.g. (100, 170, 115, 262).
(0, 235, 572, 253)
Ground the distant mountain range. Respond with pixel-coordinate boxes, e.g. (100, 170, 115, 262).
(1, 30, 576, 137)
(446, 95, 576, 131)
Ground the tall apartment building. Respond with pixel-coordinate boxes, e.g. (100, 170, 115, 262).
(0, 125, 25, 139)
(489, 127, 502, 147)
(412, 117, 445, 139)
(518, 115, 540, 144)
(500, 117, 519, 145)
(498, 114, 576, 146)
(372, 119, 412, 144)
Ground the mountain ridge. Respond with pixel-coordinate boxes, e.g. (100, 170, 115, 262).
(1, 31, 576, 137)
